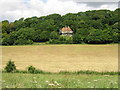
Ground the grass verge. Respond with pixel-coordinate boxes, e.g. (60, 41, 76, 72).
(2, 73, 118, 88)
(2, 69, 119, 75)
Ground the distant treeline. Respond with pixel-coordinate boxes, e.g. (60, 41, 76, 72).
(1, 8, 120, 45)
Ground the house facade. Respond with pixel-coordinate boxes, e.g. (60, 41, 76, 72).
(59, 26, 73, 36)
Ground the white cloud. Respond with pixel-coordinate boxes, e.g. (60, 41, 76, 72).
(60, 0, 119, 2)
(0, 0, 118, 22)
(98, 4, 118, 10)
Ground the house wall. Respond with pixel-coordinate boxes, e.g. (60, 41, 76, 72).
(59, 30, 73, 36)
(62, 33, 73, 36)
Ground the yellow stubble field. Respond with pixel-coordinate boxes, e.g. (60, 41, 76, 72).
(1, 44, 118, 72)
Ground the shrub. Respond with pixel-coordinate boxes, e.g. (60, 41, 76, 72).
(48, 36, 73, 44)
(65, 36, 73, 44)
(15, 70, 27, 73)
(59, 71, 72, 74)
(4, 60, 16, 72)
(48, 39, 61, 44)
(27, 65, 44, 74)
(27, 66, 36, 73)
(14, 39, 33, 45)
(34, 69, 44, 74)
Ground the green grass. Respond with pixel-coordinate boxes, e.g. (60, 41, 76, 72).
(2, 73, 118, 88)
(2, 69, 119, 75)
(58, 70, 119, 75)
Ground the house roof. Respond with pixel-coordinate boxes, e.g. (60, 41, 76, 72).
(61, 26, 73, 31)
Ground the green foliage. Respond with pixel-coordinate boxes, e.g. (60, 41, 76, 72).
(2, 73, 118, 88)
(58, 36, 73, 44)
(27, 66, 44, 74)
(49, 36, 73, 44)
(14, 39, 33, 45)
(50, 31, 59, 39)
(2, 20, 10, 34)
(73, 33, 82, 44)
(27, 66, 36, 73)
(40, 31, 50, 42)
(16, 28, 35, 40)
(65, 36, 73, 44)
(33, 29, 42, 42)
(86, 28, 104, 44)
(2, 34, 12, 45)
(48, 39, 61, 44)
(1, 8, 120, 45)
(4, 60, 16, 73)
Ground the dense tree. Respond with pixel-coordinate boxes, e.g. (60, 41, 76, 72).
(2, 20, 10, 33)
(40, 31, 50, 42)
(33, 29, 42, 42)
(50, 31, 59, 39)
(1, 8, 120, 45)
(86, 28, 104, 44)
(16, 28, 35, 40)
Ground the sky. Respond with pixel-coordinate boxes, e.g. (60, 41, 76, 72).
(0, 0, 119, 22)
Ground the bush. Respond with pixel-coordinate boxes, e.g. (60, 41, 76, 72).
(15, 70, 27, 73)
(27, 65, 44, 74)
(48, 39, 61, 44)
(27, 66, 36, 73)
(14, 39, 33, 45)
(59, 71, 72, 74)
(34, 69, 44, 74)
(48, 36, 73, 44)
(4, 60, 16, 72)
(65, 36, 73, 44)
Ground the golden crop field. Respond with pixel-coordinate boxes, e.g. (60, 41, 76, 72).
(1, 44, 118, 72)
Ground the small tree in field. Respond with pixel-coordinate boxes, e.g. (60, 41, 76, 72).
(4, 60, 16, 72)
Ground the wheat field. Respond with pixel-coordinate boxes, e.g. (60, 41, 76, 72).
(1, 44, 118, 72)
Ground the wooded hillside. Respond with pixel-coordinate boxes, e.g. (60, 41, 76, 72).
(1, 8, 120, 45)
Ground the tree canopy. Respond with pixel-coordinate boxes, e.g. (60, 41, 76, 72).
(1, 8, 120, 45)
